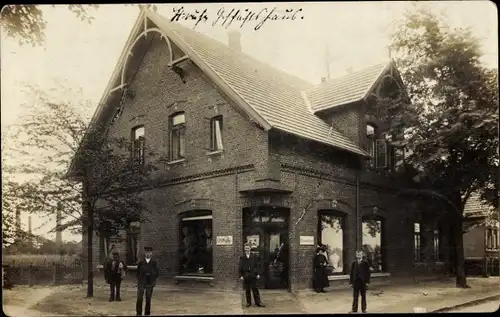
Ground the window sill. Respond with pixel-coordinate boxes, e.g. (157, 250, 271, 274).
(96, 264, 138, 271)
(206, 150, 223, 156)
(174, 275, 214, 283)
(167, 158, 186, 165)
(327, 272, 390, 281)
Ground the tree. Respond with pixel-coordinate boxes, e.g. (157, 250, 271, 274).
(387, 8, 499, 287)
(4, 85, 159, 297)
(0, 5, 99, 46)
(0, 4, 157, 47)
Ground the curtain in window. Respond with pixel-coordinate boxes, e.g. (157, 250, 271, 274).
(215, 120, 223, 150)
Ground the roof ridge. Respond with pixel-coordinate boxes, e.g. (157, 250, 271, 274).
(306, 61, 391, 93)
(156, 16, 313, 90)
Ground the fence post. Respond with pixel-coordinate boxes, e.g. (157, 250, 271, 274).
(52, 262, 57, 285)
(28, 264, 33, 286)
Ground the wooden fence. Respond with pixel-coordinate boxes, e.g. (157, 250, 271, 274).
(2, 255, 84, 287)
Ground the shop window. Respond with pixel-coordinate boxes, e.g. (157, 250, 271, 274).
(132, 126, 145, 165)
(210, 115, 224, 152)
(318, 211, 346, 274)
(362, 218, 384, 272)
(179, 211, 213, 275)
(169, 112, 186, 161)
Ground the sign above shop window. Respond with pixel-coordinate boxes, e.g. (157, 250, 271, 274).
(299, 236, 315, 245)
(216, 236, 233, 246)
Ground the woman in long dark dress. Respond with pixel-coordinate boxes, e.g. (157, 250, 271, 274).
(313, 246, 330, 293)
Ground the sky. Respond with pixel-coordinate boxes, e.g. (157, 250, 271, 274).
(1, 1, 498, 242)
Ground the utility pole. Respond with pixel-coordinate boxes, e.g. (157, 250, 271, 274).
(324, 44, 333, 81)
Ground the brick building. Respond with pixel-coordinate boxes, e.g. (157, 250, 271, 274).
(68, 9, 451, 291)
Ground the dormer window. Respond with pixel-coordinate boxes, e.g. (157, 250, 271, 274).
(366, 123, 393, 169)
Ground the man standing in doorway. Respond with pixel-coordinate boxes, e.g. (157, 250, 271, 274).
(239, 243, 265, 308)
(349, 250, 371, 313)
(136, 246, 159, 316)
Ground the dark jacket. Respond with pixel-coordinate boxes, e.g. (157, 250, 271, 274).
(349, 260, 371, 285)
(312, 253, 330, 289)
(239, 253, 260, 280)
(104, 258, 127, 284)
(136, 258, 159, 287)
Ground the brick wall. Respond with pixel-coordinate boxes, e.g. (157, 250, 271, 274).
(99, 34, 269, 290)
(81, 30, 447, 291)
(315, 103, 363, 146)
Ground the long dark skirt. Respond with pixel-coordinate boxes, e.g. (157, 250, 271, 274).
(312, 267, 330, 290)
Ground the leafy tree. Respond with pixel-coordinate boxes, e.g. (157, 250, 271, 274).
(0, 4, 158, 47)
(0, 5, 99, 46)
(4, 85, 159, 297)
(386, 8, 499, 287)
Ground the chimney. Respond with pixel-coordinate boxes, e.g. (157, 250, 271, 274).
(321, 77, 327, 83)
(228, 31, 241, 52)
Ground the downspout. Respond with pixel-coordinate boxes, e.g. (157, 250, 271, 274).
(356, 169, 361, 252)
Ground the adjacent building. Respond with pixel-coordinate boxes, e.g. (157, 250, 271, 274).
(463, 193, 499, 276)
(68, 9, 452, 291)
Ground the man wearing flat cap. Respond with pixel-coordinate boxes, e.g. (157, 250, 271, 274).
(104, 251, 127, 301)
(136, 246, 159, 316)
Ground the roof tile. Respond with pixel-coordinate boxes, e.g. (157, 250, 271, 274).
(150, 11, 370, 156)
(305, 63, 389, 112)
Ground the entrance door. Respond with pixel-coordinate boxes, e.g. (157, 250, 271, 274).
(243, 206, 289, 290)
(262, 227, 289, 289)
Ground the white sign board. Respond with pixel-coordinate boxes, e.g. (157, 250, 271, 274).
(216, 236, 233, 246)
(300, 236, 315, 245)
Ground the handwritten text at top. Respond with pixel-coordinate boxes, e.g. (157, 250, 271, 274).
(170, 6, 305, 30)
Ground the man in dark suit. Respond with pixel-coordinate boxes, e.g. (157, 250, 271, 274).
(136, 246, 159, 316)
(239, 243, 265, 308)
(349, 250, 371, 313)
(104, 251, 127, 301)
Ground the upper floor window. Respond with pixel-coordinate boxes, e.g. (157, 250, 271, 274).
(210, 115, 224, 152)
(169, 112, 186, 161)
(132, 126, 145, 165)
(366, 124, 376, 167)
(366, 123, 398, 170)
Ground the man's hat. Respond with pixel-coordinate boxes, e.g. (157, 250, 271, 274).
(144, 246, 153, 251)
(112, 251, 119, 255)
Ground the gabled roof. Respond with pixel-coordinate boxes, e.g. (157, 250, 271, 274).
(68, 9, 385, 177)
(147, 10, 369, 157)
(304, 62, 391, 113)
(464, 192, 492, 218)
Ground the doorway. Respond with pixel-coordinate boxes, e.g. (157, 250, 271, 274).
(243, 206, 290, 290)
